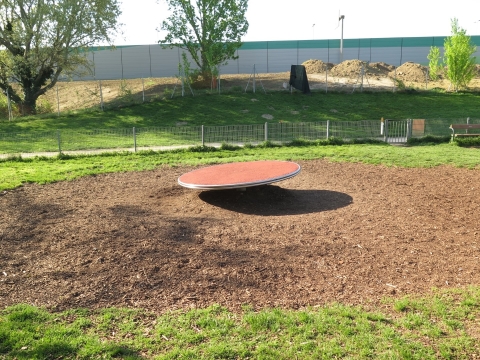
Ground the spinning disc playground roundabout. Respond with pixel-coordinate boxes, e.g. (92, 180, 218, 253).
(178, 161, 301, 190)
(0, 159, 479, 313)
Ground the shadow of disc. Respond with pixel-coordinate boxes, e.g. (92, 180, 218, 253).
(198, 185, 352, 216)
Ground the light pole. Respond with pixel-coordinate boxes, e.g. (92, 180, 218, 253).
(339, 15, 345, 62)
(312, 24, 315, 39)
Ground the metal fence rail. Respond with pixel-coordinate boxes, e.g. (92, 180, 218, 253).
(268, 122, 327, 142)
(203, 124, 265, 145)
(328, 120, 380, 139)
(136, 126, 203, 148)
(0, 130, 61, 154)
(0, 118, 478, 158)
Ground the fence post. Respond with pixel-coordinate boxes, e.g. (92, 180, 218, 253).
(142, 78, 145, 103)
(406, 119, 412, 140)
(99, 80, 104, 111)
(393, 70, 397, 93)
(326, 120, 330, 139)
(57, 130, 61, 154)
(264, 122, 268, 142)
(133, 127, 136, 152)
(325, 68, 328, 94)
(253, 64, 256, 94)
(384, 119, 389, 142)
(201, 125, 204, 146)
(56, 84, 60, 116)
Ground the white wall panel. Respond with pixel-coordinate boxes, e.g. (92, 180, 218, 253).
(92, 48, 123, 79)
(370, 47, 403, 66)
(149, 46, 182, 77)
(266, 49, 297, 73)
(121, 46, 152, 78)
(236, 49, 268, 74)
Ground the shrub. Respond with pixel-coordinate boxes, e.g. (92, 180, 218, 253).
(187, 145, 218, 153)
(220, 142, 242, 150)
(453, 136, 480, 147)
(407, 135, 451, 145)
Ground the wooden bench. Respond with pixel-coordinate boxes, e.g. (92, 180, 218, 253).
(449, 124, 480, 139)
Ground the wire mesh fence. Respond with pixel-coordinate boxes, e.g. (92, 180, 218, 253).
(1, 71, 480, 120)
(0, 130, 61, 154)
(0, 78, 178, 118)
(1, 118, 476, 158)
(204, 124, 266, 144)
(0, 73, 463, 120)
(136, 126, 203, 147)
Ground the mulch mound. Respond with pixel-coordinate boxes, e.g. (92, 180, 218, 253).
(1, 160, 479, 313)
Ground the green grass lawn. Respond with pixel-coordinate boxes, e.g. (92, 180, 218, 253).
(1, 142, 479, 191)
(1, 287, 479, 359)
(1, 91, 479, 132)
(1, 91, 479, 155)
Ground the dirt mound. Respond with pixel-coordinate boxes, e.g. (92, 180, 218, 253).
(368, 62, 396, 75)
(330, 60, 364, 77)
(302, 59, 334, 74)
(389, 62, 427, 83)
(330, 60, 395, 78)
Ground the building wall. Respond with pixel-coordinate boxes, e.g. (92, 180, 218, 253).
(71, 36, 480, 81)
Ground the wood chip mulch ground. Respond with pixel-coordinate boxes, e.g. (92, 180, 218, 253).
(1, 159, 479, 314)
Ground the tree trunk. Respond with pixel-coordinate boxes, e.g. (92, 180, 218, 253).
(21, 88, 38, 115)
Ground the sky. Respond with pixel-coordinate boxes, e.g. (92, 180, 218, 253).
(112, 0, 480, 46)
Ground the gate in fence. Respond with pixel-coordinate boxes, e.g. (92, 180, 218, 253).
(382, 119, 412, 144)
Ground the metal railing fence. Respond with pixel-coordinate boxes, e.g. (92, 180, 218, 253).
(1, 118, 477, 158)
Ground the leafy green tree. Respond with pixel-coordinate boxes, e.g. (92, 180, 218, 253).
(0, 0, 122, 114)
(443, 18, 477, 91)
(158, 0, 249, 81)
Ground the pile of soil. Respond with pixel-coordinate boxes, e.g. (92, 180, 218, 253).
(389, 62, 428, 83)
(329, 60, 365, 77)
(329, 60, 394, 78)
(368, 62, 396, 75)
(302, 59, 334, 74)
(1, 160, 479, 314)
